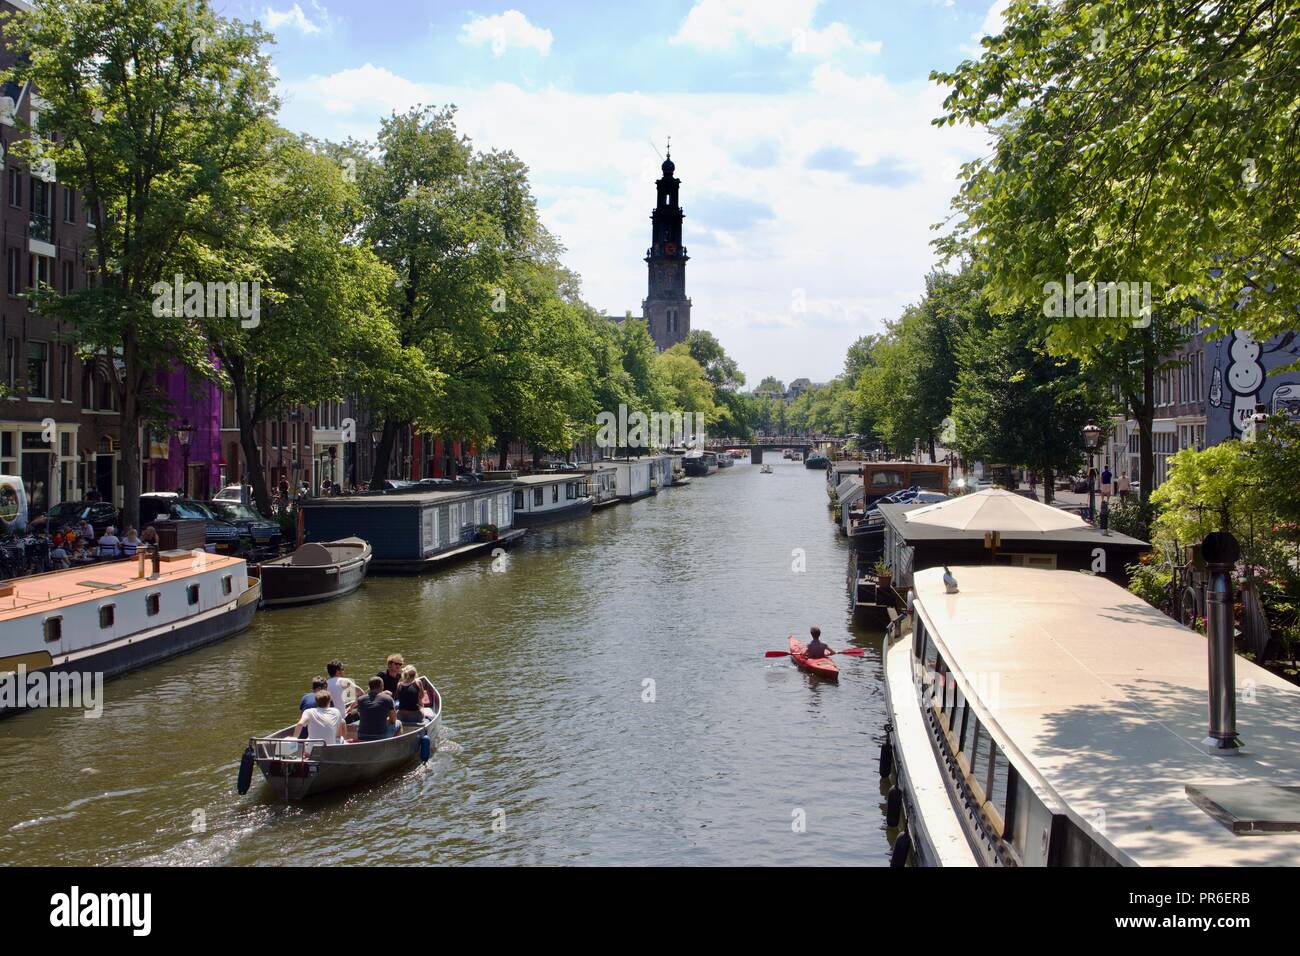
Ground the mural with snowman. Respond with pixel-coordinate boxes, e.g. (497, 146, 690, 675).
(1209, 330, 1300, 442)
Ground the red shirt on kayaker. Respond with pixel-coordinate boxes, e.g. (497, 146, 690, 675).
(805, 627, 831, 659)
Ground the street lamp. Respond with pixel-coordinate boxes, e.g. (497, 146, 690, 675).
(177, 419, 196, 498)
(1082, 421, 1102, 523)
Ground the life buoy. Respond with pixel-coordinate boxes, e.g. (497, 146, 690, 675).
(878, 740, 893, 777)
(419, 734, 432, 763)
(886, 786, 902, 827)
(891, 831, 912, 868)
(236, 745, 255, 795)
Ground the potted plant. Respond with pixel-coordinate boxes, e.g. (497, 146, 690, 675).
(874, 558, 892, 590)
(475, 523, 499, 542)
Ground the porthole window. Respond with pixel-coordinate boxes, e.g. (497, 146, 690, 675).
(43, 616, 62, 643)
(221, 575, 233, 596)
(146, 593, 161, 616)
(99, 604, 115, 629)
(187, 583, 200, 606)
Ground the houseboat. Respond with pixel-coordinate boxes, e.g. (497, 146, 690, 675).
(255, 537, 372, 608)
(826, 460, 866, 498)
(861, 461, 949, 505)
(682, 450, 718, 477)
(648, 453, 676, 491)
(835, 476, 865, 535)
(0, 550, 261, 715)
(300, 483, 525, 574)
(512, 474, 594, 527)
(581, 463, 619, 508)
(715, 451, 735, 468)
(881, 564, 1300, 866)
(610, 458, 655, 502)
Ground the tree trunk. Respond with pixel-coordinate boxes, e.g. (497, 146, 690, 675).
(371, 419, 402, 483)
(1043, 467, 1054, 504)
(497, 437, 509, 469)
(1138, 330, 1156, 509)
(118, 328, 143, 530)
(233, 378, 271, 516)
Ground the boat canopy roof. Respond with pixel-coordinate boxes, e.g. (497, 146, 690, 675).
(911, 565, 1300, 866)
(878, 501, 1148, 548)
(835, 476, 864, 503)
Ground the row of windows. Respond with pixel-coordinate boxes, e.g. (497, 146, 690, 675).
(8, 166, 82, 223)
(6, 247, 83, 296)
(3, 337, 117, 408)
(514, 481, 586, 509)
(911, 614, 1119, 866)
(43, 576, 233, 641)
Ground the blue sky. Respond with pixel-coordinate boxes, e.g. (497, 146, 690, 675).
(213, 0, 1007, 383)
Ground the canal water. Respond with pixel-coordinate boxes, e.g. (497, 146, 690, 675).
(0, 458, 893, 866)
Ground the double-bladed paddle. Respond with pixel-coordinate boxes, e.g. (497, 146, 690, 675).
(764, 647, 865, 658)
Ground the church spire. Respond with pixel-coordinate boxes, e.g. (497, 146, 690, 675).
(642, 145, 690, 350)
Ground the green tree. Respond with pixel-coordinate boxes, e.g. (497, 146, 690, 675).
(933, 0, 1300, 346)
(8, 0, 279, 526)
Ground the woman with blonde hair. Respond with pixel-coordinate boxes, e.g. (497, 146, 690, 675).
(395, 664, 433, 726)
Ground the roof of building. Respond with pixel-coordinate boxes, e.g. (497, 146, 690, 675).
(912, 564, 1300, 866)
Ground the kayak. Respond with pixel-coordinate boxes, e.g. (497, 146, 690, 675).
(789, 637, 839, 681)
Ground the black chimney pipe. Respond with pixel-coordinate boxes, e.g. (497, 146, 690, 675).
(1201, 531, 1242, 752)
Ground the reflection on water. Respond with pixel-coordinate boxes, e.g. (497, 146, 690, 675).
(0, 459, 892, 866)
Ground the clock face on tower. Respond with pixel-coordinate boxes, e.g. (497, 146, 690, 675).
(665, 243, 677, 256)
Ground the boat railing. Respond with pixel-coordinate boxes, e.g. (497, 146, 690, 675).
(251, 734, 330, 761)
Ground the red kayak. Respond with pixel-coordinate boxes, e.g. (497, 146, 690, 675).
(789, 637, 839, 681)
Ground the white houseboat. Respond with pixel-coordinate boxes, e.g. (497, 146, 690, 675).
(512, 474, 594, 527)
(881, 564, 1300, 866)
(582, 463, 619, 508)
(0, 550, 261, 715)
(610, 459, 654, 502)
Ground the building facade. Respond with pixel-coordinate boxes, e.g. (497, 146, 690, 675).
(641, 149, 691, 351)
(0, 0, 120, 517)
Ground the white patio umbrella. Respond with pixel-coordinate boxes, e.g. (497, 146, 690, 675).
(904, 488, 1087, 533)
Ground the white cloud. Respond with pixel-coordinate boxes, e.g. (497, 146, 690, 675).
(792, 22, 882, 57)
(263, 3, 322, 35)
(459, 10, 553, 58)
(277, 64, 987, 382)
(965, 0, 1010, 54)
(672, 0, 879, 58)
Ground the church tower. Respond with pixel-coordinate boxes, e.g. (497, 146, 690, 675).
(641, 145, 691, 350)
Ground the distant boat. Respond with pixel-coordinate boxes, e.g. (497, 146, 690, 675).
(761, 464, 774, 474)
(805, 453, 828, 469)
(255, 537, 371, 609)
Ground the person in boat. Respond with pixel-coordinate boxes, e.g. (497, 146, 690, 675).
(355, 676, 399, 741)
(805, 626, 831, 659)
(291, 689, 345, 745)
(395, 665, 433, 725)
(377, 654, 404, 695)
(299, 676, 328, 712)
(326, 660, 359, 723)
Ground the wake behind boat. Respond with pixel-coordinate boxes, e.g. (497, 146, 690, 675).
(240, 677, 443, 800)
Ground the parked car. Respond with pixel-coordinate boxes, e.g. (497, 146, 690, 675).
(30, 500, 121, 537)
(208, 500, 282, 546)
(212, 484, 250, 504)
(138, 493, 243, 552)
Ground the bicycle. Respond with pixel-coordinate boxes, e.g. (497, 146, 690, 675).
(1158, 541, 1206, 630)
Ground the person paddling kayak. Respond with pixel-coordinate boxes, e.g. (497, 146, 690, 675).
(805, 626, 830, 659)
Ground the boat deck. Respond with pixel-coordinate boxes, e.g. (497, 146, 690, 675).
(913, 565, 1300, 866)
(0, 551, 247, 620)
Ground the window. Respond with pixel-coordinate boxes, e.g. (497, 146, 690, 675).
(7, 167, 20, 207)
(27, 341, 49, 398)
(43, 616, 62, 643)
(6, 247, 18, 295)
(987, 743, 1010, 820)
(552, 484, 559, 503)
(533, 487, 543, 506)
(566, 482, 576, 500)
(29, 254, 53, 290)
(513, 489, 524, 509)
(3, 336, 16, 390)
(967, 721, 986, 783)
(59, 344, 70, 400)
(62, 259, 73, 293)
(187, 583, 199, 605)
(221, 574, 232, 596)
(62, 185, 75, 223)
(146, 593, 160, 616)
(99, 604, 115, 628)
